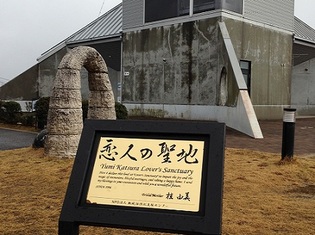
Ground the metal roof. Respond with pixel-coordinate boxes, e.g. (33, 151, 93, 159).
(293, 17, 315, 65)
(294, 16, 315, 44)
(67, 3, 122, 44)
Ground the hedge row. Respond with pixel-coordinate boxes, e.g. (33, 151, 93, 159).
(35, 97, 128, 129)
(0, 100, 23, 124)
(0, 98, 128, 129)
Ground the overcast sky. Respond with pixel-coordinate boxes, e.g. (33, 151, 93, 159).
(0, 0, 314, 85)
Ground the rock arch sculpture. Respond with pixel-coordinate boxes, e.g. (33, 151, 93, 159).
(45, 46, 116, 158)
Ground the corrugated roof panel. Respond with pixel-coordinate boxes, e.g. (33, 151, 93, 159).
(67, 3, 122, 44)
(294, 16, 315, 44)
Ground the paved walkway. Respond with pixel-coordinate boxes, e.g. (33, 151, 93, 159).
(1, 118, 314, 155)
(226, 118, 315, 156)
(0, 128, 37, 150)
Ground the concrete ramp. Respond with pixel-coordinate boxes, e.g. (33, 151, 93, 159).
(218, 22, 263, 139)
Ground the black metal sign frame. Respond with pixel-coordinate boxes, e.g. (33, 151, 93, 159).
(59, 120, 225, 235)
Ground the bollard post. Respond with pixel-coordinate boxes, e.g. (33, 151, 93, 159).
(281, 108, 297, 160)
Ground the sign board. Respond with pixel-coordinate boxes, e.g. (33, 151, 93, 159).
(59, 120, 225, 235)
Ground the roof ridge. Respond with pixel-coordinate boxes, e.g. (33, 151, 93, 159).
(294, 16, 314, 30)
(294, 16, 315, 43)
(66, 3, 122, 43)
(37, 3, 122, 62)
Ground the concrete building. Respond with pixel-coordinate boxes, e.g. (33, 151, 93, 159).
(1, 0, 315, 137)
(292, 17, 315, 116)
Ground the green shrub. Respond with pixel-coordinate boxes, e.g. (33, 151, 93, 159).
(19, 113, 36, 127)
(0, 101, 22, 124)
(3, 101, 21, 113)
(115, 102, 128, 119)
(34, 97, 50, 129)
(33, 98, 128, 129)
(0, 100, 5, 122)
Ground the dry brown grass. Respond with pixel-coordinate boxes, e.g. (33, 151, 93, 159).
(0, 147, 314, 235)
(0, 123, 38, 133)
(223, 149, 315, 234)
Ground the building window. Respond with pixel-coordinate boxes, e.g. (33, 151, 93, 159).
(145, 0, 189, 23)
(240, 60, 251, 96)
(193, 0, 215, 14)
(144, 0, 243, 23)
(222, 0, 243, 14)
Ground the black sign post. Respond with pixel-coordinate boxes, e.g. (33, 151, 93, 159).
(59, 120, 225, 235)
(281, 108, 297, 160)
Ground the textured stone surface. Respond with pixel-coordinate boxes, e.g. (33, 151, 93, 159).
(89, 90, 116, 108)
(45, 46, 116, 158)
(88, 72, 112, 91)
(53, 69, 81, 89)
(44, 134, 81, 158)
(49, 89, 82, 109)
(47, 109, 83, 135)
(88, 107, 116, 120)
(58, 47, 108, 73)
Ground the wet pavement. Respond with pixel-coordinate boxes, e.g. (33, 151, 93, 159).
(0, 128, 37, 150)
(226, 118, 315, 156)
(0, 118, 314, 155)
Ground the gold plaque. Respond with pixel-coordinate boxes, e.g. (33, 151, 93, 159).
(86, 137, 204, 212)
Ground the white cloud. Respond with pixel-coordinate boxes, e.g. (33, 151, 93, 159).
(0, 0, 122, 80)
(1, 0, 314, 82)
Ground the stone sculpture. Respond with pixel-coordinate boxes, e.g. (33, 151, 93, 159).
(45, 46, 116, 158)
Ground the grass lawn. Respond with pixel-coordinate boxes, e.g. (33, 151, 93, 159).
(0, 139, 314, 234)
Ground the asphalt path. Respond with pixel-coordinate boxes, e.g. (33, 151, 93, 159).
(0, 128, 37, 150)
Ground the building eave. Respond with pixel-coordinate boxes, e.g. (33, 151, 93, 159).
(294, 36, 315, 48)
(37, 41, 67, 63)
(66, 33, 122, 47)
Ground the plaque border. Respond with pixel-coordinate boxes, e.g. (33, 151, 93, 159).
(59, 119, 225, 235)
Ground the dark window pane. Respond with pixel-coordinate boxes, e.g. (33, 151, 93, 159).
(178, 0, 190, 16)
(144, 0, 243, 23)
(240, 60, 251, 95)
(222, 0, 243, 14)
(145, 0, 189, 23)
(193, 0, 215, 14)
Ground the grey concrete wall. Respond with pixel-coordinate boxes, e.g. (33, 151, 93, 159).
(122, 19, 263, 138)
(0, 64, 38, 100)
(123, 17, 227, 106)
(292, 59, 315, 116)
(225, 18, 293, 119)
(122, 16, 292, 119)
